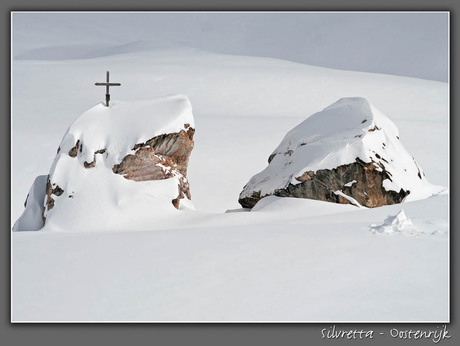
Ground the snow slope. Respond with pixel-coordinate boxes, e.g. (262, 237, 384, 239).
(12, 12, 448, 81)
(11, 45, 448, 321)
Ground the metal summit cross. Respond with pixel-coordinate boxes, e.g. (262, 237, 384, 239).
(95, 71, 121, 107)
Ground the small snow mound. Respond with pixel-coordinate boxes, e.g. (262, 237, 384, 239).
(369, 210, 417, 235)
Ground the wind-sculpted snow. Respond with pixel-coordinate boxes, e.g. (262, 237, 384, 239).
(12, 175, 48, 232)
(369, 210, 417, 235)
(239, 97, 445, 208)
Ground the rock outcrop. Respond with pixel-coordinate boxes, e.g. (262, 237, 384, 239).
(112, 126, 194, 181)
(15, 95, 195, 232)
(111, 126, 195, 209)
(239, 97, 442, 209)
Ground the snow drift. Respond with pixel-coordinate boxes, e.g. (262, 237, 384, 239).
(14, 95, 195, 232)
(239, 97, 444, 208)
(12, 175, 48, 232)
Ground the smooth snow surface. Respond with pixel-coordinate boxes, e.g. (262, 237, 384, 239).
(240, 97, 445, 202)
(12, 12, 448, 81)
(12, 44, 448, 321)
(12, 194, 448, 322)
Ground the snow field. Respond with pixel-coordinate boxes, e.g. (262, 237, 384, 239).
(12, 47, 448, 321)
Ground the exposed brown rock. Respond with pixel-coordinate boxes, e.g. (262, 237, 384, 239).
(113, 150, 176, 181)
(52, 184, 64, 196)
(113, 127, 195, 208)
(82, 149, 107, 168)
(84, 159, 96, 168)
(239, 191, 262, 209)
(295, 170, 314, 182)
(368, 125, 380, 132)
(43, 175, 60, 223)
(172, 176, 192, 208)
(43, 176, 65, 216)
(42, 206, 46, 225)
(68, 140, 80, 158)
(238, 157, 410, 209)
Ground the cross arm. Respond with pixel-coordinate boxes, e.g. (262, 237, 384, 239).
(95, 82, 122, 86)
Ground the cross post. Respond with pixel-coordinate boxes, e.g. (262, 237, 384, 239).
(95, 71, 121, 107)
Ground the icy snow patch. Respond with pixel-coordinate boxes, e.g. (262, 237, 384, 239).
(344, 180, 357, 187)
(332, 190, 363, 208)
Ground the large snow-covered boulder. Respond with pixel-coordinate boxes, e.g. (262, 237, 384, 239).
(14, 94, 195, 232)
(239, 97, 443, 208)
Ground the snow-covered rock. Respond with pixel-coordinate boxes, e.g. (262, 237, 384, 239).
(14, 95, 195, 232)
(239, 97, 444, 208)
